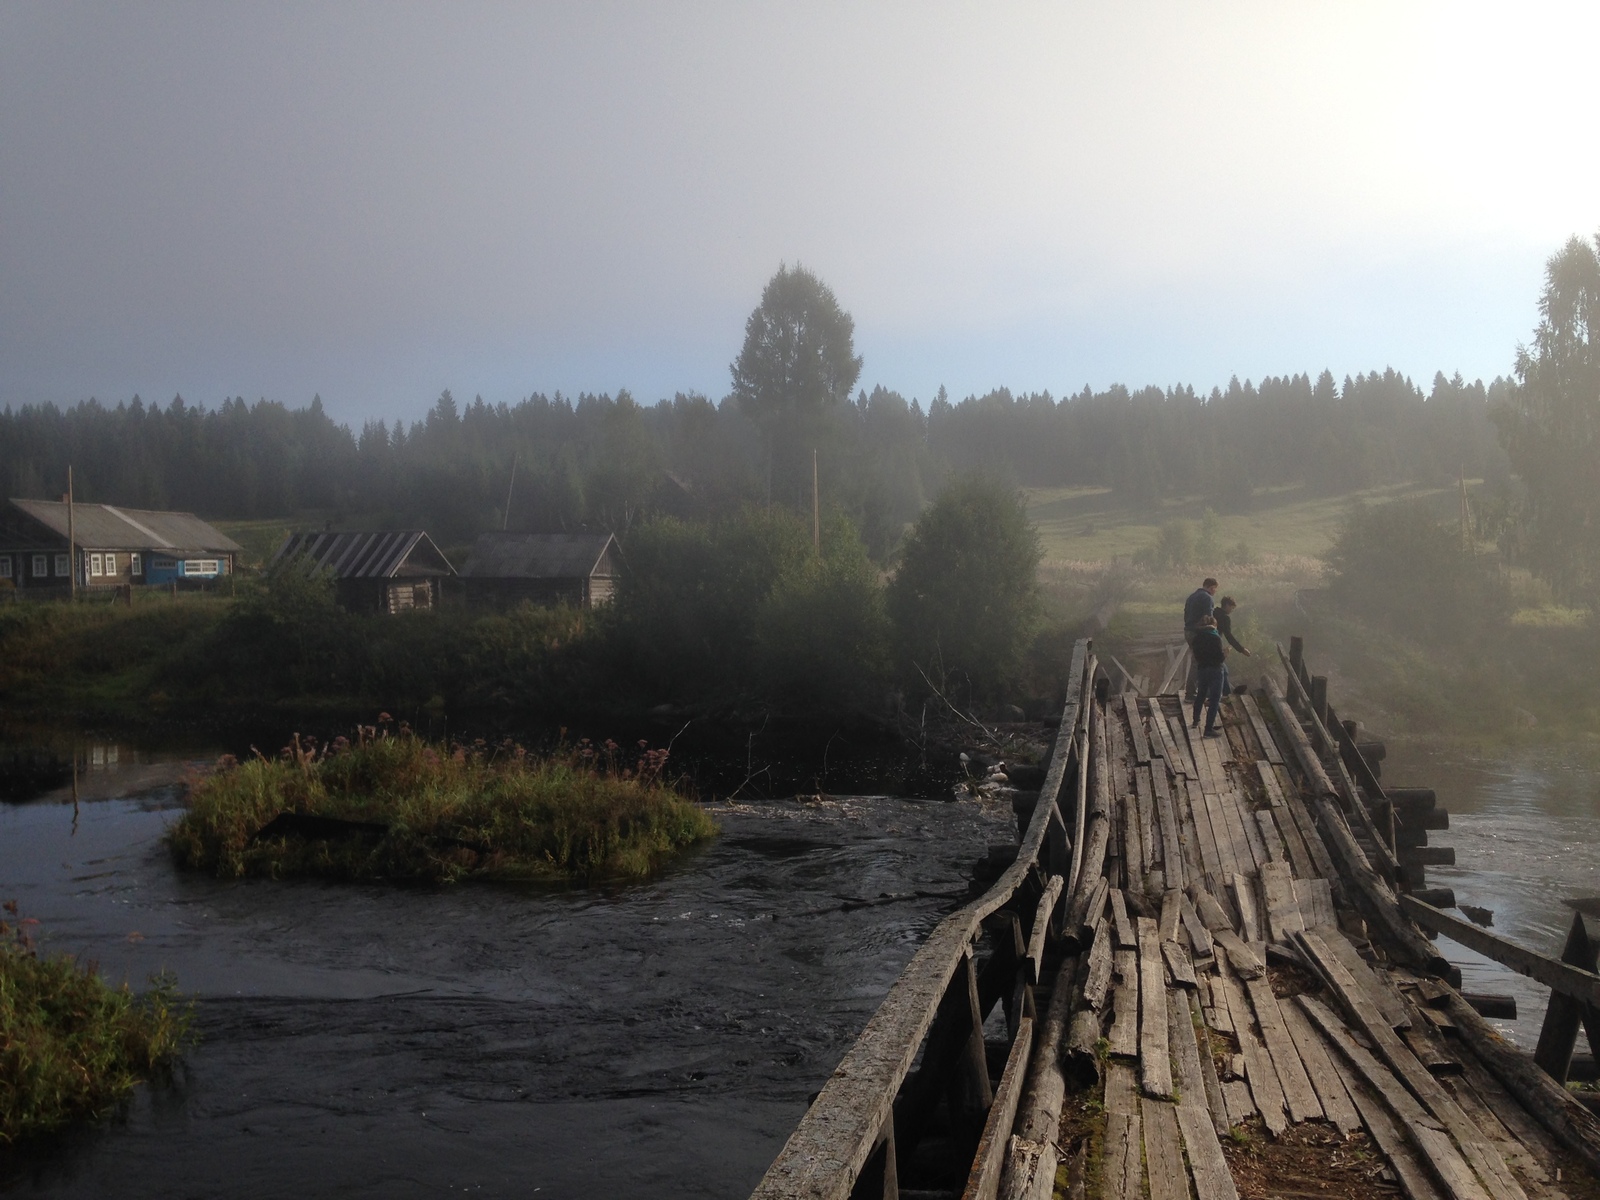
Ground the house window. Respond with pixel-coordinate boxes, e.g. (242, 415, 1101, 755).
(182, 559, 219, 576)
(104, 553, 117, 575)
(90, 553, 103, 577)
(0, 556, 11, 579)
(131, 553, 142, 576)
(54, 554, 69, 577)
(32, 555, 47, 577)
(152, 556, 177, 572)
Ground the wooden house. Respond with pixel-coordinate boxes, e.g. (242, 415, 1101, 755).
(459, 532, 619, 608)
(272, 530, 455, 614)
(0, 498, 241, 594)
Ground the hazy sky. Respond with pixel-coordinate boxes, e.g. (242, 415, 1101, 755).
(3, 3, 1596, 424)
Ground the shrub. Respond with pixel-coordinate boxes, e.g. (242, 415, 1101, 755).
(169, 729, 716, 883)
(0, 905, 191, 1144)
(888, 474, 1042, 701)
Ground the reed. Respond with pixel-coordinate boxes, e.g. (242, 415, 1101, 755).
(0, 904, 192, 1144)
(168, 725, 716, 884)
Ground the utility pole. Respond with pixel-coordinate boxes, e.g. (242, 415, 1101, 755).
(502, 452, 518, 531)
(812, 449, 820, 555)
(67, 465, 76, 601)
(1459, 468, 1473, 557)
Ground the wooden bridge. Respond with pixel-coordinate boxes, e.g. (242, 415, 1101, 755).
(750, 638, 1600, 1200)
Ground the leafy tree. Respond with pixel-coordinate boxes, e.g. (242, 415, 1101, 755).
(729, 264, 862, 507)
(887, 475, 1042, 702)
(1493, 233, 1600, 603)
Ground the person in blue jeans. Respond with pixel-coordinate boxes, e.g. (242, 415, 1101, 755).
(1189, 614, 1228, 737)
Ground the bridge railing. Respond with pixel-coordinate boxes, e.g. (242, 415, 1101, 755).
(749, 640, 1098, 1200)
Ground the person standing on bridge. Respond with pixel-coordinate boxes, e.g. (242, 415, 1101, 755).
(1214, 595, 1252, 667)
(1189, 614, 1227, 737)
(1182, 578, 1218, 699)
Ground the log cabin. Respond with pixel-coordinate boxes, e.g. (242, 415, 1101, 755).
(0, 498, 241, 594)
(458, 532, 619, 608)
(271, 530, 456, 614)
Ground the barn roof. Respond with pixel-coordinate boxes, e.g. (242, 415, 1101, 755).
(272, 530, 455, 579)
(9, 499, 242, 552)
(459, 532, 617, 579)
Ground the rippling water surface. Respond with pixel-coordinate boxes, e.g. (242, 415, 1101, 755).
(0, 747, 1009, 1199)
(1382, 740, 1600, 1047)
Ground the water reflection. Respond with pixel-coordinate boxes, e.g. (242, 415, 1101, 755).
(1383, 740, 1600, 1048)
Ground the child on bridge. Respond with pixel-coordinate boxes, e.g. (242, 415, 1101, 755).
(1189, 614, 1227, 737)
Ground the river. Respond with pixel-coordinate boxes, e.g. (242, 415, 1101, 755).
(1382, 738, 1600, 1048)
(0, 730, 1006, 1199)
(2, 729, 1594, 1196)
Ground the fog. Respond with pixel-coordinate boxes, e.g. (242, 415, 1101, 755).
(2, 2, 1595, 421)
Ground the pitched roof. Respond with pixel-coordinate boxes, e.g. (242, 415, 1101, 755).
(9, 499, 242, 552)
(459, 532, 617, 579)
(272, 531, 456, 579)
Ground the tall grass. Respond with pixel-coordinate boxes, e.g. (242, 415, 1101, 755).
(0, 904, 191, 1144)
(169, 726, 717, 884)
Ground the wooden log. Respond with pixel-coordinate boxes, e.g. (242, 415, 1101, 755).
(1329, 1053, 1448, 1200)
(1109, 888, 1136, 950)
(1174, 1093, 1242, 1200)
(1438, 988, 1600, 1181)
(1279, 996, 1361, 1134)
(1401, 845, 1457, 867)
(1311, 928, 1412, 1030)
(1400, 896, 1600, 1008)
(1215, 955, 1287, 1134)
(1461, 993, 1516, 1020)
(1135, 765, 1157, 873)
(1300, 938, 1528, 1200)
(1083, 918, 1114, 1011)
(1138, 918, 1175, 1099)
(1121, 787, 1145, 894)
(1243, 974, 1323, 1124)
(1228, 873, 1262, 944)
(1178, 895, 1213, 959)
(1109, 949, 1140, 1057)
(1259, 861, 1306, 944)
(1103, 1106, 1143, 1200)
(1213, 928, 1265, 980)
(1254, 810, 1286, 865)
(1150, 766, 1185, 891)
(1123, 694, 1151, 765)
(1389, 787, 1437, 807)
(1264, 679, 1454, 979)
(1023, 874, 1065, 985)
(960, 1016, 1034, 1200)
(1239, 694, 1284, 766)
(1140, 1097, 1192, 1200)
(1069, 875, 1110, 952)
(998, 952, 1081, 1200)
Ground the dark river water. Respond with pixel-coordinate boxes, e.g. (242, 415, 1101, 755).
(3, 728, 1596, 1196)
(1382, 739, 1600, 1047)
(0, 732, 1009, 1199)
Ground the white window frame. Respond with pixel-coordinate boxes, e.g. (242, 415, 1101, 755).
(131, 553, 142, 576)
(32, 554, 47, 578)
(54, 553, 69, 577)
(183, 559, 219, 576)
(104, 552, 117, 575)
(90, 553, 103, 577)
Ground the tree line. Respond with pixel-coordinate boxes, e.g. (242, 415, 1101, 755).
(0, 263, 1510, 560)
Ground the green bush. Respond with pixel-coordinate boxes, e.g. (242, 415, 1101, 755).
(1324, 500, 1506, 645)
(169, 730, 716, 883)
(887, 474, 1042, 701)
(0, 907, 191, 1144)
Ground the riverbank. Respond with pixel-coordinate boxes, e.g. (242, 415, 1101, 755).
(0, 908, 191, 1144)
(169, 730, 717, 884)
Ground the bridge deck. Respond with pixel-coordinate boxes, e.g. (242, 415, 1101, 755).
(751, 643, 1600, 1200)
(1077, 690, 1589, 1200)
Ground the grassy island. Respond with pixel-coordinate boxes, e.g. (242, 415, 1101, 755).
(168, 727, 717, 884)
(0, 907, 191, 1144)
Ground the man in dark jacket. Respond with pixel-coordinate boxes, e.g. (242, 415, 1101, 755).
(1182, 578, 1218, 699)
(1215, 596, 1251, 660)
(1189, 614, 1227, 737)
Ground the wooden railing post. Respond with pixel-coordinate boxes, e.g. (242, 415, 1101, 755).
(849, 1122, 898, 1200)
(1288, 635, 1304, 682)
(1535, 911, 1600, 1082)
